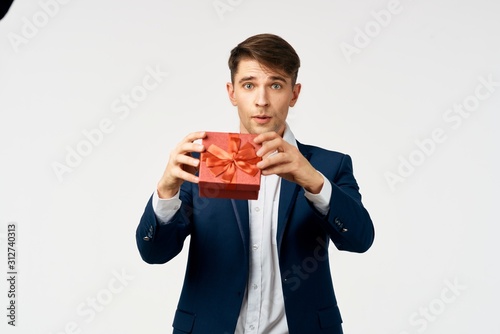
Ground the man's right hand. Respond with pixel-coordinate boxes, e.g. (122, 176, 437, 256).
(157, 131, 206, 199)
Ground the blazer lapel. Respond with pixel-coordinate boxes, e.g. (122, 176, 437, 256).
(231, 199, 250, 257)
(276, 142, 311, 252)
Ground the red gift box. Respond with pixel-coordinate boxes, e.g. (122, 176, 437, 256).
(199, 132, 262, 200)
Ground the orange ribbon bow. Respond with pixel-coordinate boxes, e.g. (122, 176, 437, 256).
(203, 134, 261, 183)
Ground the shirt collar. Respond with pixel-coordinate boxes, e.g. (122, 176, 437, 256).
(282, 123, 298, 149)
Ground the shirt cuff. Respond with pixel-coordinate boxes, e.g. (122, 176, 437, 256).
(303, 172, 331, 216)
(152, 189, 182, 225)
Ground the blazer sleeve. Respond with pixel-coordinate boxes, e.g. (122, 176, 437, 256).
(136, 187, 193, 264)
(311, 153, 375, 253)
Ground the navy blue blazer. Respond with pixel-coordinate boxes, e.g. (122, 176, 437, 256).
(136, 141, 374, 334)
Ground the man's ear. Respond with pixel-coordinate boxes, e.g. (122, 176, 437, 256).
(1, 0, 15, 20)
(289, 83, 302, 107)
(226, 82, 237, 106)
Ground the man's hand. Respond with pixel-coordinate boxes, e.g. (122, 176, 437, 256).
(254, 132, 324, 194)
(157, 131, 206, 199)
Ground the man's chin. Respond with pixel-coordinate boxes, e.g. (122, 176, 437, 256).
(243, 124, 284, 136)
(249, 128, 269, 135)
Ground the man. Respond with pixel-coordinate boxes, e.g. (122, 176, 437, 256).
(136, 33, 374, 334)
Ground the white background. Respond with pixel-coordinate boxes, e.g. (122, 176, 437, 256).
(1, 0, 499, 333)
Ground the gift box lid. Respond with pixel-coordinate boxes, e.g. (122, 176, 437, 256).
(198, 132, 262, 199)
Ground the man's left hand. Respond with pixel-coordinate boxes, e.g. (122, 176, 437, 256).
(254, 132, 324, 194)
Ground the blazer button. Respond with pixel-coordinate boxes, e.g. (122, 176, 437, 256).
(334, 217, 347, 232)
(143, 236, 150, 241)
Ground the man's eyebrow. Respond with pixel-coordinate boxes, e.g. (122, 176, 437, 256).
(269, 75, 287, 83)
(238, 75, 288, 84)
(238, 76, 255, 84)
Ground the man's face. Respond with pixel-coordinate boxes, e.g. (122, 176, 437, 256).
(226, 58, 301, 136)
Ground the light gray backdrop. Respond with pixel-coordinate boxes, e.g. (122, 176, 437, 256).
(1, 0, 499, 333)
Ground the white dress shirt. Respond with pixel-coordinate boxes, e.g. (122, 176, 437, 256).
(152, 125, 332, 333)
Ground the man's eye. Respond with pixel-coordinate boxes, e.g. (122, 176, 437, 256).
(271, 83, 282, 89)
(244, 83, 253, 89)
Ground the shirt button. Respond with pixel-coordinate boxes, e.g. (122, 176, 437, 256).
(173, 205, 179, 210)
(252, 284, 258, 290)
(249, 325, 255, 330)
(252, 244, 259, 251)
(254, 207, 260, 212)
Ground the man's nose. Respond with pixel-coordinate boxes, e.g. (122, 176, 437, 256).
(255, 87, 269, 107)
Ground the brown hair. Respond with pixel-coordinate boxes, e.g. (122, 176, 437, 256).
(228, 33, 301, 86)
